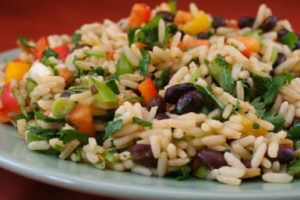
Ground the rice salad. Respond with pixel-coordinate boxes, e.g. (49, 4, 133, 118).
(1, 2, 300, 186)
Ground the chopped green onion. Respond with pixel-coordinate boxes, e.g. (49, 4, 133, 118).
(132, 117, 152, 128)
(187, 68, 202, 83)
(83, 50, 106, 57)
(12, 87, 27, 118)
(253, 122, 260, 129)
(75, 147, 82, 162)
(105, 79, 120, 94)
(270, 48, 278, 65)
(72, 33, 82, 46)
(51, 98, 76, 118)
(196, 166, 209, 179)
(17, 34, 35, 48)
(123, 96, 144, 103)
(26, 78, 37, 94)
(139, 48, 151, 77)
(103, 150, 115, 164)
(117, 53, 134, 75)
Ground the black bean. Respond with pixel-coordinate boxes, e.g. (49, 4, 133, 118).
(269, 144, 295, 164)
(269, 70, 275, 77)
(242, 160, 251, 168)
(193, 149, 227, 170)
(130, 144, 157, 168)
(212, 16, 226, 29)
(196, 32, 210, 39)
(165, 83, 195, 104)
(273, 53, 286, 68)
(175, 90, 203, 114)
(156, 11, 174, 22)
(147, 95, 166, 113)
(166, 73, 173, 85)
(277, 28, 289, 39)
(260, 15, 278, 32)
(238, 17, 256, 29)
(155, 113, 169, 120)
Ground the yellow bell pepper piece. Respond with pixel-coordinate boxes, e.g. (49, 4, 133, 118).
(4, 61, 30, 84)
(182, 11, 211, 35)
(239, 114, 268, 137)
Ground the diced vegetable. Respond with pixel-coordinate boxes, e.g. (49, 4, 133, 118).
(244, 30, 262, 46)
(270, 48, 278, 64)
(104, 119, 123, 140)
(138, 78, 158, 104)
(12, 87, 27, 118)
(128, 3, 151, 28)
(72, 33, 82, 46)
(179, 38, 209, 51)
(41, 47, 59, 64)
(89, 67, 104, 76)
(25, 125, 58, 144)
(207, 55, 234, 93)
(83, 50, 106, 57)
(68, 105, 95, 136)
(182, 11, 211, 35)
(232, 35, 260, 57)
(103, 150, 116, 164)
(117, 53, 134, 75)
(26, 78, 37, 94)
(51, 98, 76, 118)
(1, 84, 21, 113)
(58, 68, 73, 81)
(34, 36, 49, 60)
(187, 68, 202, 83)
(52, 46, 69, 61)
(154, 68, 170, 90)
(196, 166, 209, 179)
(88, 77, 118, 105)
(168, 1, 177, 14)
(4, 61, 30, 84)
(174, 10, 193, 25)
(288, 123, 300, 139)
(288, 160, 300, 176)
(33, 110, 65, 122)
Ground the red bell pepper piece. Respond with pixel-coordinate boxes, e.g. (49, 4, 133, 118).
(34, 36, 49, 60)
(1, 84, 21, 113)
(138, 78, 158, 104)
(53, 46, 69, 61)
(128, 3, 151, 28)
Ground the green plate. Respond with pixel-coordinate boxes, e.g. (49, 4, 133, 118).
(0, 49, 300, 200)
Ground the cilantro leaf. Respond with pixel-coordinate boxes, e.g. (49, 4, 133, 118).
(104, 119, 123, 140)
(263, 110, 285, 132)
(250, 97, 266, 118)
(288, 160, 300, 176)
(26, 125, 58, 144)
(33, 110, 65, 122)
(83, 50, 106, 57)
(58, 129, 90, 144)
(139, 48, 151, 76)
(252, 73, 292, 104)
(167, 167, 189, 181)
(104, 79, 120, 95)
(132, 117, 152, 128)
(287, 123, 300, 139)
(89, 66, 104, 76)
(127, 27, 139, 46)
(154, 68, 170, 90)
(279, 32, 299, 50)
(194, 84, 224, 110)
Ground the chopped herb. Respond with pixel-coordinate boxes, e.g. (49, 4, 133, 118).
(167, 167, 189, 181)
(14, 112, 34, 123)
(187, 57, 200, 65)
(196, 166, 209, 179)
(109, 73, 119, 80)
(26, 78, 37, 94)
(103, 150, 115, 164)
(132, 117, 152, 128)
(117, 53, 134, 75)
(83, 50, 106, 57)
(123, 96, 144, 103)
(154, 68, 170, 90)
(26, 125, 58, 144)
(12, 87, 27, 118)
(72, 33, 82, 46)
(250, 97, 266, 118)
(115, 113, 123, 119)
(17, 34, 35, 48)
(57, 129, 90, 144)
(41, 47, 59, 63)
(228, 100, 240, 118)
(288, 159, 300, 176)
(169, 0, 177, 14)
(33, 110, 65, 122)
(89, 66, 104, 76)
(287, 123, 300, 139)
(270, 48, 278, 65)
(104, 119, 123, 140)
(253, 122, 260, 129)
(187, 68, 202, 83)
(67, 85, 90, 93)
(208, 55, 235, 93)
(263, 110, 285, 132)
(194, 84, 224, 110)
(252, 73, 292, 104)
(127, 27, 139, 46)
(279, 32, 299, 50)
(139, 48, 151, 76)
(75, 147, 82, 162)
(94, 109, 115, 122)
(104, 79, 120, 94)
